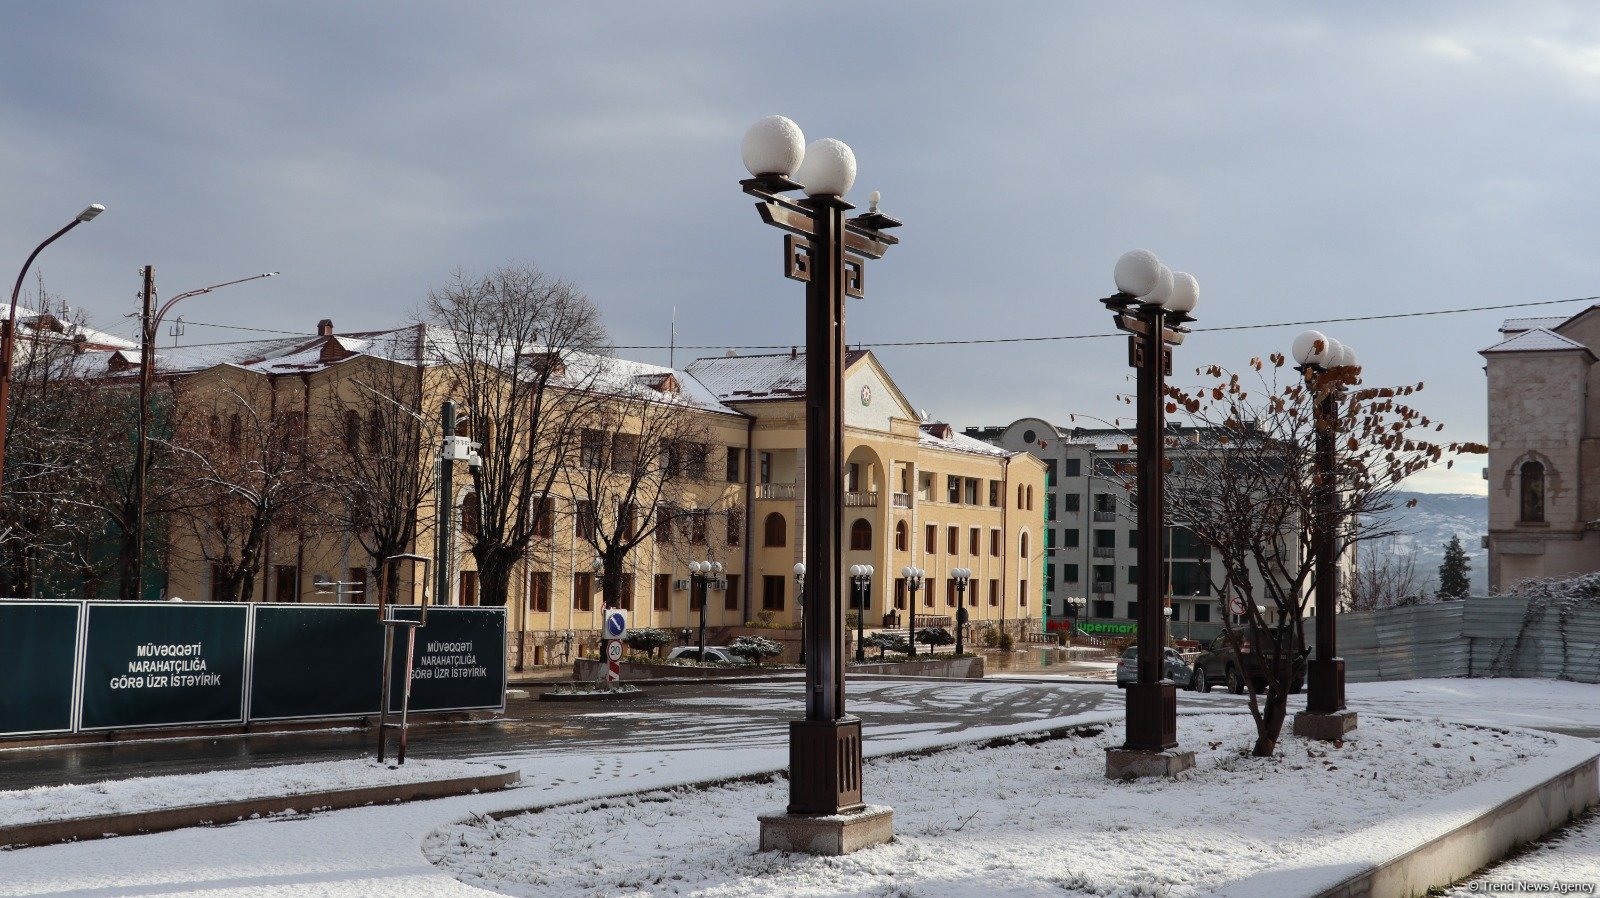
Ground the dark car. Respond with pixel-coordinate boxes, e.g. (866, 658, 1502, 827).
(1190, 628, 1305, 694)
(1116, 645, 1195, 689)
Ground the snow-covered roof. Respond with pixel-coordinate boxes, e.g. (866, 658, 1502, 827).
(1499, 316, 1569, 334)
(918, 426, 1012, 458)
(683, 350, 869, 402)
(1481, 327, 1591, 355)
(3, 304, 136, 350)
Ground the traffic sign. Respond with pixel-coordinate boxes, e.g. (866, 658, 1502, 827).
(1227, 596, 1245, 616)
(603, 609, 627, 639)
(606, 640, 623, 662)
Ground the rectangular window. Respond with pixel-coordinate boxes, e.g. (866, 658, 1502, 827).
(947, 475, 961, 503)
(1044, 459, 1057, 488)
(945, 579, 957, 607)
(653, 573, 670, 611)
(580, 429, 605, 468)
(947, 526, 959, 555)
(759, 451, 772, 484)
(611, 433, 638, 472)
(988, 579, 999, 606)
(1094, 493, 1116, 512)
(1046, 493, 1056, 521)
(529, 571, 551, 612)
(969, 527, 980, 556)
(1045, 564, 1056, 592)
(1127, 601, 1139, 619)
(989, 480, 1000, 507)
(1065, 458, 1081, 477)
(895, 577, 907, 609)
(1127, 565, 1139, 584)
(763, 575, 785, 611)
(1093, 599, 1114, 618)
(1093, 565, 1114, 590)
(1128, 529, 1138, 549)
(1045, 527, 1056, 549)
(274, 564, 299, 603)
(1167, 526, 1210, 560)
(925, 524, 938, 554)
(1063, 493, 1081, 512)
(1094, 529, 1115, 549)
(1194, 602, 1211, 623)
(1170, 561, 1212, 597)
(657, 504, 676, 543)
(615, 573, 635, 611)
(990, 529, 1000, 556)
(532, 497, 553, 539)
(964, 478, 979, 505)
(458, 570, 478, 606)
(725, 574, 740, 611)
(726, 446, 743, 482)
(1063, 528, 1080, 548)
(618, 502, 636, 542)
(1019, 580, 1029, 608)
(573, 572, 593, 611)
(1063, 563, 1080, 583)
(577, 500, 597, 541)
(727, 507, 743, 547)
(690, 510, 707, 545)
(690, 576, 704, 611)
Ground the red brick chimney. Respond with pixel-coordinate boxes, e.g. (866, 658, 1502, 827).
(317, 319, 334, 337)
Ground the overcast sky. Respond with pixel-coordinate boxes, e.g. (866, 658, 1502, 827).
(7, 2, 1599, 495)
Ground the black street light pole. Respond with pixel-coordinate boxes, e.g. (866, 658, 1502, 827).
(902, 566, 923, 658)
(794, 562, 805, 664)
(952, 567, 970, 654)
(0, 204, 104, 505)
(1291, 331, 1360, 741)
(1102, 250, 1199, 780)
(743, 116, 900, 846)
(690, 560, 721, 659)
(850, 564, 873, 663)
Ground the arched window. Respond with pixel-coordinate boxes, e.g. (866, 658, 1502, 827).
(895, 521, 908, 552)
(850, 518, 872, 551)
(461, 491, 481, 538)
(1027, 485, 1034, 510)
(1020, 531, 1030, 559)
(1017, 484, 1025, 508)
(1521, 461, 1545, 522)
(344, 410, 361, 452)
(764, 512, 787, 547)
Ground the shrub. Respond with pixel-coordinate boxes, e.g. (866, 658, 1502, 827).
(753, 610, 778, 628)
(862, 632, 910, 660)
(623, 628, 675, 658)
(981, 626, 1000, 648)
(915, 627, 954, 653)
(731, 635, 783, 665)
(998, 631, 1014, 651)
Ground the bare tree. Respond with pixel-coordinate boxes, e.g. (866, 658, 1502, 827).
(424, 264, 609, 607)
(164, 379, 328, 601)
(562, 384, 737, 608)
(1162, 354, 1481, 755)
(1344, 537, 1429, 611)
(313, 337, 438, 602)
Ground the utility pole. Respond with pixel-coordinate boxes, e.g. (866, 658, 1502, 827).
(435, 401, 456, 608)
(129, 265, 156, 600)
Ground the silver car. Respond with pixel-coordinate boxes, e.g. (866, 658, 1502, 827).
(1115, 645, 1195, 689)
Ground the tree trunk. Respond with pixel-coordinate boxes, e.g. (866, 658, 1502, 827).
(475, 545, 517, 607)
(1252, 688, 1289, 756)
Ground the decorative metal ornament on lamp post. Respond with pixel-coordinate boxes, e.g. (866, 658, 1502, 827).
(1101, 250, 1199, 780)
(850, 564, 873, 662)
(743, 115, 900, 854)
(901, 566, 923, 658)
(1290, 330, 1361, 742)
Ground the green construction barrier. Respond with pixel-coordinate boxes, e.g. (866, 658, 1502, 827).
(249, 604, 386, 720)
(79, 602, 248, 730)
(0, 601, 81, 736)
(386, 606, 506, 713)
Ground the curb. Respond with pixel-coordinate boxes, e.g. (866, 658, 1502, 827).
(0, 767, 520, 850)
(539, 689, 649, 702)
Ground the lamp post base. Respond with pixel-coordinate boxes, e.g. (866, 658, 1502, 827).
(759, 804, 894, 855)
(1305, 657, 1347, 715)
(786, 717, 865, 815)
(1293, 709, 1359, 742)
(1122, 681, 1179, 751)
(1104, 747, 1197, 780)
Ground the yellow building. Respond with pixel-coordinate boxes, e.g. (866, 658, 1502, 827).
(137, 324, 1042, 668)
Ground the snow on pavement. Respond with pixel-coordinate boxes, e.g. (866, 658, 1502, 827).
(427, 715, 1558, 898)
(1443, 808, 1600, 894)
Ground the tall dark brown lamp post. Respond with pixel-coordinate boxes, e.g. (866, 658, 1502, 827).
(850, 564, 873, 662)
(0, 204, 104, 500)
(951, 567, 971, 654)
(1290, 330, 1361, 741)
(130, 268, 277, 599)
(901, 565, 923, 657)
(743, 115, 900, 855)
(1102, 250, 1199, 780)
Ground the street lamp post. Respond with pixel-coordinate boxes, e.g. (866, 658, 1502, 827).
(689, 560, 722, 660)
(743, 115, 900, 852)
(0, 204, 104, 503)
(850, 564, 874, 662)
(952, 568, 971, 654)
(1291, 331, 1361, 742)
(794, 562, 806, 663)
(902, 566, 924, 658)
(1102, 250, 1199, 780)
(130, 268, 277, 599)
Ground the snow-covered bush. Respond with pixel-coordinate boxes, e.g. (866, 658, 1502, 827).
(623, 628, 674, 658)
(730, 635, 783, 665)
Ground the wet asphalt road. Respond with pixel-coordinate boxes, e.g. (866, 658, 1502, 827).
(0, 677, 1245, 791)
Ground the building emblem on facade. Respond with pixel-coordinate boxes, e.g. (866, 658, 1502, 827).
(860, 384, 872, 406)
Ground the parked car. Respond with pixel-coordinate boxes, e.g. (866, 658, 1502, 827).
(666, 645, 741, 663)
(1190, 629, 1305, 694)
(1116, 645, 1195, 689)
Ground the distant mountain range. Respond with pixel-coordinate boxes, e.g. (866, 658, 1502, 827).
(1367, 491, 1488, 596)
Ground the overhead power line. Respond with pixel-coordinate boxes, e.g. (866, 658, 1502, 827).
(154, 292, 1600, 352)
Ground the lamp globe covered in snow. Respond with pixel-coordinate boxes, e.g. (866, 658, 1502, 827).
(1099, 248, 1202, 781)
(795, 138, 857, 198)
(742, 115, 806, 179)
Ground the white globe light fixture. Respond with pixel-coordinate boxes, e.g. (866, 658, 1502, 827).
(741, 115, 806, 178)
(1113, 249, 1162, 298)
(795, 138, 856, 198)
(1166, 272, 1200, 315)
(1292, 330, 1328, 366)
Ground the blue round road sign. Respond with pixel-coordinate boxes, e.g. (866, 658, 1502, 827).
(603, 610, 627, 639)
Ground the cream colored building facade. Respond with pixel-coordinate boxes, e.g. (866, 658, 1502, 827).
(145, 325, 1043, 668)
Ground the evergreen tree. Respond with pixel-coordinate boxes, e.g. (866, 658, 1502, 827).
(1437, 535, 1472, 598)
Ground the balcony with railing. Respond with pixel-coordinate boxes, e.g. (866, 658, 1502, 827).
(756, 482, 797, 500)
(1093, 510, 1117, 522)
(1092, 581, 1115, 595)
(891, 491, 912, 509)
(845, 490, 879, 507)
(1092, 546, 1116, 558)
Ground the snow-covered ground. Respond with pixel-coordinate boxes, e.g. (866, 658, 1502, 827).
(426, 715, 1557, 898)
(1444, 809, 1600, 894)
(0, 677, 1595, 897)
(0, 758, 498, 830)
